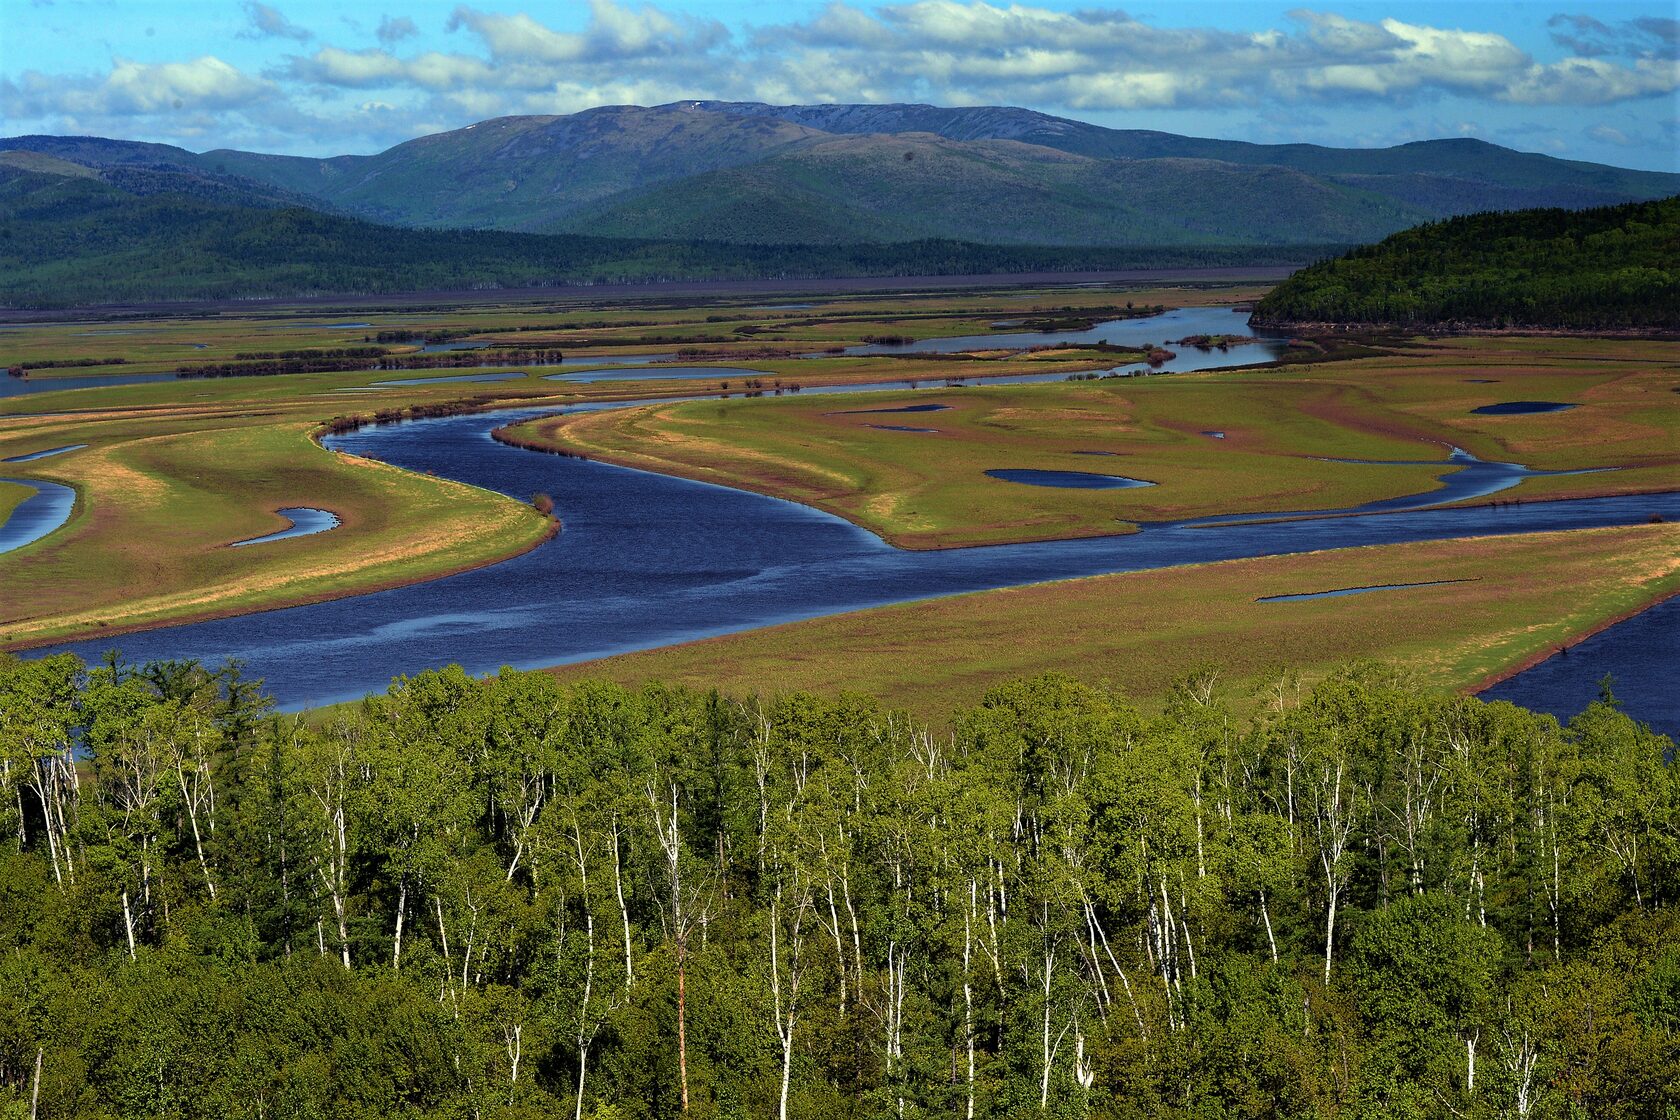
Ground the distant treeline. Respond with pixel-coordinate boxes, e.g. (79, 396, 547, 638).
(1253, 196, 1680, 330)
(6, 356, 129, 373)
(1, 655, 1675, 1118)
(0, 165, 1332, 307)
(178, 348, 568, 379)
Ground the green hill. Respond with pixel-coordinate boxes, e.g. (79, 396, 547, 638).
(1252, 197, 1680, 330)
(701, 102, 1678, 201)
(551, 134, 1429, 246)
(0, 164, 1322, 307)
(8, 103, 1673, 248)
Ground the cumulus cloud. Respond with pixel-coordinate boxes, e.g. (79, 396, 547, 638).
(1548, 13, 1616, 57)
(4, 1, 1676, 160)
(446, 1, 727, 63)
(1548, 12, 1680, 60)
(739, 3, 1680, 112)
(377, 16, 420, 46)
(3, 56, 274, 118)
(241, 2, 312, 43)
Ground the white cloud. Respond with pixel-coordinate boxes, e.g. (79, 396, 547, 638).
(446, 1, 726, 63)
(1501, 56, 1680, 105)
(376, 15, 419, 46)
(283, 46, 410, 88)
(241, 2, 313, 43)
(3, 2, 1675, 163)
(3, 56, 274, 118)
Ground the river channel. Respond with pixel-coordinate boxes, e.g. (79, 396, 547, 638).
(17, 308, 1677, 727)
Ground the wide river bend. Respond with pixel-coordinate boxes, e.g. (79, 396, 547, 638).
(18, 309, 1677, 730)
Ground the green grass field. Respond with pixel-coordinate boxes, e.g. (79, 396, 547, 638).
(0, 283, 1263, 376)
(546, 523, 1680, 718)
(1, 281, 1261, 643)
(511, 335, 1678, 547)
(4, 282, 1673, 675)
(0, 411, 553, 646)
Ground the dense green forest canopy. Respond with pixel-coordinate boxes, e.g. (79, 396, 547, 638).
(0, 166, 1322, 308)
(1, 653, 1675, 1118)
(1253, 196, 1680, 330)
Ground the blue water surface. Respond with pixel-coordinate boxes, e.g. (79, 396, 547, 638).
(0, 477, 76, 554)
(1480, 596, 1679, 739)
(28, 399, 1679, 712)
(230, 507, 341, 548)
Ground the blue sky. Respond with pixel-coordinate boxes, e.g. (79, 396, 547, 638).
(3, 0, 1676, 169)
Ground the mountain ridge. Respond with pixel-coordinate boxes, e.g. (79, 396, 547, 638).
(0, 162, 1326, 307)
(4, 101, 1675, 250)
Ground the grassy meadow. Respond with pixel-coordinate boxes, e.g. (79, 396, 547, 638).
(511, 334, 1678, 547)
(3, 278, 1674, 705)
(0, 411, 553, 646)
(1, 282, 1264, 377)
(545, 523, 1680, 719)
(0, 280, 1254, 643)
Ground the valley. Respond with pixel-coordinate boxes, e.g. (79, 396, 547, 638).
(2, 31, 1678, 1111)
(3, 279, 1674, 733)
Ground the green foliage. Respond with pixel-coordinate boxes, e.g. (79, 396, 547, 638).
(0, 166, 1319, 308)
(1254, 196, 1680, 329)
(16, 105, 1678, 245)
(0, 654, 1674, 1117)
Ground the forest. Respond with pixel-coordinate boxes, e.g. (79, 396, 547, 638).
(0, 167, 1324, 308)
(0, 654, 1674, 1118)
(1252, 196, 1680, 329)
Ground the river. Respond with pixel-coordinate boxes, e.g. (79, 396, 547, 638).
(15, 308, 1676, 727)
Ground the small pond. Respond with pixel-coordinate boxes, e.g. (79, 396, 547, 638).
(869, 425, 940, 433)
(834, 403, 951, 415)
(0, 477, 75, 554)
(1472, 401, 1575, 415)
(229, 507, 341, 548)
(986, 469, 1154, 490)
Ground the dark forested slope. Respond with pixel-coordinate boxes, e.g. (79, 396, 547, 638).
(0, 655, 1675, 1118)
(0, 164, 1319, 306)
(1253, 196, 1680, 330)
(550, 135, 1423, 246)
(8, 103, 1675, 246)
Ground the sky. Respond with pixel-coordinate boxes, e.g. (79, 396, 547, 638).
(2, 0, 1676, 170)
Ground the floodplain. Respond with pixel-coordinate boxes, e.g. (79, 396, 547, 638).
(2, 277, 1675, 717)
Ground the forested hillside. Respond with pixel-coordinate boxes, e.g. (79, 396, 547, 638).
(0, 165, 1315, 307)
(1254, 197, 1680, 330)
(2, 654, 1674, 1118)
(550, 136, 1420, 246)
(7, 102, 1676, 246)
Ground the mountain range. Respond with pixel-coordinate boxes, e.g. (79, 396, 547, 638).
(7, 101, 1676, 249)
